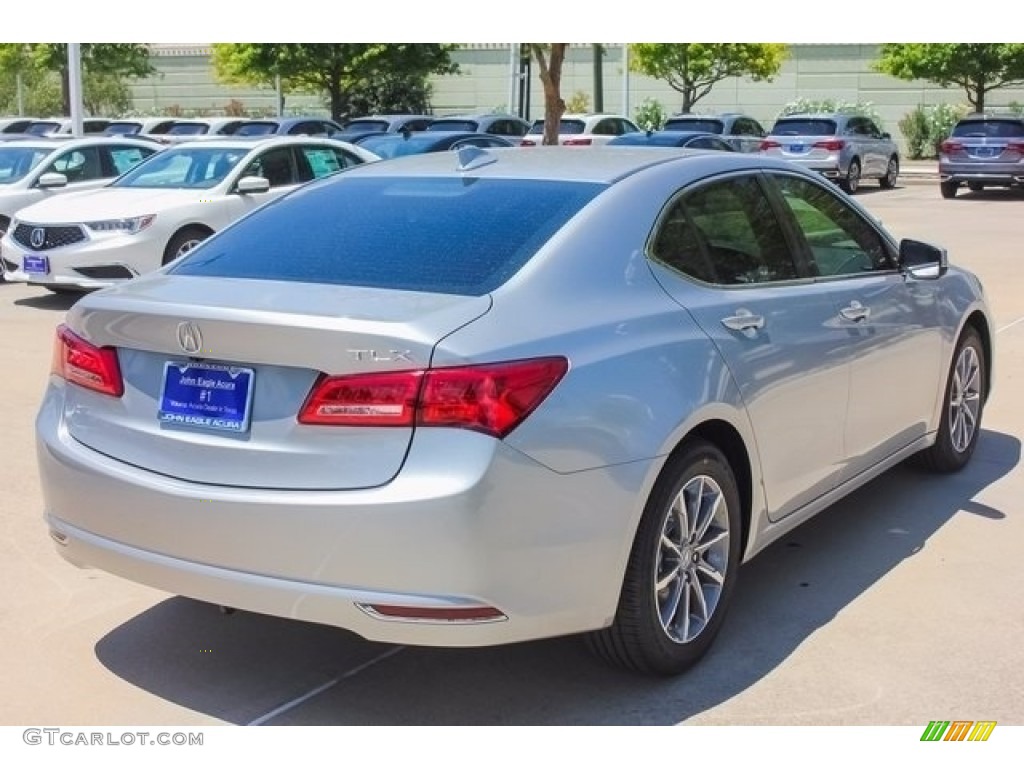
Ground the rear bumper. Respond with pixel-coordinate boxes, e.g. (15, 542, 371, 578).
(939, 161, 1024, 185)
(36, 382, 650, 646)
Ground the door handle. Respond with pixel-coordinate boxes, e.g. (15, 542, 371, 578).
(721, 309, 765, 332)
(840, 301, 870, 322)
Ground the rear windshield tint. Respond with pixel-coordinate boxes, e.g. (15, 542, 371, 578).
(427, 120, 479, 132)
(167, 122, 208, 135)
(235, 122, 278, 136)
(171, 176, 605, 295)
(952, 120, 1024, 138)
(528, 119, 587, 135)
(663, 118, 724, 134)
(344, 120, 388, 132)
(770, 119, 838, 136)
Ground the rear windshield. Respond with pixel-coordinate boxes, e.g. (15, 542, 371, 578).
(105, 122, 142, 135)
(344, 120, 388, 133)
(951, 119, 1024, 138)
(770, 119, 838, 137)
(427, 120, 479, 132)
(167, 122, 209, 136)
(235, 122, 278, 136)
(663, 118, 724, 134)
(528, 119, 586, 135)
(25, 122, 61, 135)
(171, 176, 605, 295)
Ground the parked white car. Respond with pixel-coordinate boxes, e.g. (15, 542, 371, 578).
(2, 136, 378, 292)
(0, 136, 159, 240)
(520, 113, 640, 146)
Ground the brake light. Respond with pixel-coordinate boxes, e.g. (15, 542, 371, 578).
(51, 324, 123, 397)
(941, 140, 964, 153)
(520, 138, 537, 147)
(812, 139, 845, 151)
(1006, 141, 1024, 153)
(298, 357, 568, 438)
(563, 138, 592, 146)
(759, 140, 781, 150)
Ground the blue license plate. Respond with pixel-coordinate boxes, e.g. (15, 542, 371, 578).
(23, 255, 49, 274)
(159, 362, 255, 433)
(788, 143, 805, 153)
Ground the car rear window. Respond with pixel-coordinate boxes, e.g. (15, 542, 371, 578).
(528, 119, 587, 135)
(170, 176, 605, 295)
(663, 118, 725, 134)
(770, 119, 838, 136)
(344, 120, 389, 132)
(105, 122, 142, 135)
(951, 119, 1024, 138)
(166, 122, 209, 136)
(427, 120, 479, 132)
(235, 122, 279, 136)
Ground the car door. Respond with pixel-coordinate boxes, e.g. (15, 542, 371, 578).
(767, 171, 945, 479)
(223, 146, 303, 221)
(35, 146, 111, 195)
(648, 173, 852, 521)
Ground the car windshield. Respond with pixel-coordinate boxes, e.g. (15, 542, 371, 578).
(951, 120, 1024, 138)
(0, 146, 51, 184)
(112, 146, 249, 189)
(344, 120, 389, 132)
(166, 123, 210, 136)
(171, 176, 605, 295)
(427, 120, 479, 132)
(356, 134, 449, 159)
(771, 119, 838, 136)
(528, 119, 587, 135)
(26, 122, 61, 135)
(663, 118, 725, 134)
(235, 122, 279, 136)
(105, 122, 142, 135)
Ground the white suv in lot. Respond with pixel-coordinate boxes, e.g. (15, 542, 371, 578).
(2, 136, 378, 292)
(0, 136, 159, 267)
(520, 113, 640, 146)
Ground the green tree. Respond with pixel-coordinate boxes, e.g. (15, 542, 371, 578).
(0, 44, 153, 115)
(874, 44, 1024, 113)
(528, 44, 568, 145)
(211, 44, 458, 121)
(629, 43, 788, 113)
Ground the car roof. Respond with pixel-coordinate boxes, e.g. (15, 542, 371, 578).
(775, 113, 856, 120)
(165, 136, 351, 151)
(342, 144, 778, 183)
(0, 135, 156, 150)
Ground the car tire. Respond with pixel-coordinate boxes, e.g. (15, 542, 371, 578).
(839, 159, 861, 194)
(914, 327, 986, 473)
(586, 440, 742, 675)
(940, 181, 959, 199)
(879, 156, 899, 189)
(163, 227, 211, 266)
(967, 181, 985, 192)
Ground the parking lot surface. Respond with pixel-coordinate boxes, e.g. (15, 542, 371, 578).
(2, 182, 1022, 725)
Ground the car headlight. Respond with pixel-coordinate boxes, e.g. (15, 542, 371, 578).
(85, 215, 156, 235)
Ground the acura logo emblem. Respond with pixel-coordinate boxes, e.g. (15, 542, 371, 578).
(176, 322, 203, 355)
(30, 228, 46, 249)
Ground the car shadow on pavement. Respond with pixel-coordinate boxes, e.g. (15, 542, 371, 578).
(94, 428, 1019, 725)
(13, 292, 81, 311)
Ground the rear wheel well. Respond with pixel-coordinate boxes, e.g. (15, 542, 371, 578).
(671, 420, 753, 555)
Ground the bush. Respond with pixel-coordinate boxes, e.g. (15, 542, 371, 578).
(565, 91, 590, 113)
(779, 98, 883, 129)
(634, 98, 667, 131)
(899, 103, 968, 159)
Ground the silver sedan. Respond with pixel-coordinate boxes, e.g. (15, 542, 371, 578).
(37, 147, 992, 676)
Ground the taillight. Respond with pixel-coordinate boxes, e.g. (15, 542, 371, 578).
(1006, 141, 1024, 153)
(52, 324, 123, 397)
(298, 357, 568, 438)
(812, 139, 845, 151)
(520, 138, 537, 147)
(941, 140, 964, 154)
(759, 139, 781, 150)
(563, 138, 592, 146)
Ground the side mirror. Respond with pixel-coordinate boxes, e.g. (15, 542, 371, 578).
(37, 172, 68, 189)
(236, 175, 270, 194)
(900, 238, 948, 280)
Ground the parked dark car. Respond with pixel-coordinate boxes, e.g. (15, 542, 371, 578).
(938, 113, 1024, 198)
(662, 113, 766, 153)
(356, 131, 515, 159)
(426, 113, 531, 140)
(608, 131, 735, 151)
(0, 117, 36, 134)
(234, 117, 344, 137)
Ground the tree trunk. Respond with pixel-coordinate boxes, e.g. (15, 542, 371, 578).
(681, 86, 697, 114)
(327, 75, 344, 123)
(530, 44, 568, 146)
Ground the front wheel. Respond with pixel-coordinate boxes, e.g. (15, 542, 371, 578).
(587, 440, 742, 675)
(162, 227, 211, 266)
(879, 156, 899, 189)
(914, 327, 986, 473)
(840, 159, 861, 194)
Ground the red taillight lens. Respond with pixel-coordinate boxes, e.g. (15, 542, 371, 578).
(1006, 141, 1024, 153)
(563, 138, 592, 146)
(759, 139, 781, 150)
(52, 324, 123, 397)
(520, 138, 537, 146)
(298, 357, 568, 438)
(941, 140, 963, 153)
(812, 139, 845, 151)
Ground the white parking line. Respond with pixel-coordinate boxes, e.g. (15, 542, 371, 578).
(246, 645, 406, 726)
(997, 316, 1024, 334)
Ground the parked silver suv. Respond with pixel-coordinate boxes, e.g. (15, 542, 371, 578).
(760, 113, 900, 193)
(938, 113, 1024, 198)
(662, 112, 766, 153)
